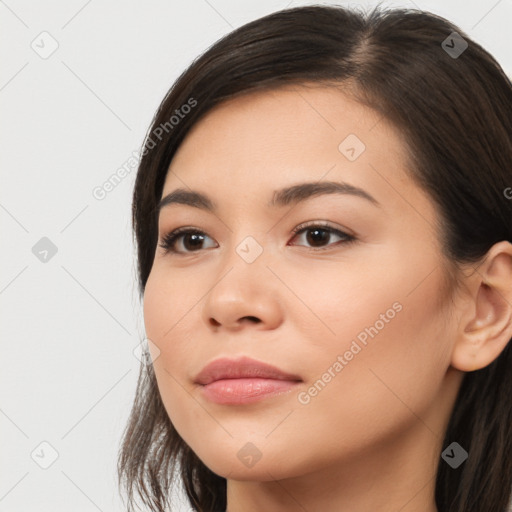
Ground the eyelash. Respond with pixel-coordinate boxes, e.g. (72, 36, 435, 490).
(158, 222, 357, 255)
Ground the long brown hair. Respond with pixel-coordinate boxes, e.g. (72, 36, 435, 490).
(117, 5, 512, 511)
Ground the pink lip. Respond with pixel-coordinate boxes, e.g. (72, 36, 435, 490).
(194, 356, 302, 405)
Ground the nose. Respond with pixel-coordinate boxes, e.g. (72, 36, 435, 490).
(200, 242, 284, 332)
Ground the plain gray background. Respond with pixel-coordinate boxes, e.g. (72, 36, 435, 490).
(1, 1, 511, 511)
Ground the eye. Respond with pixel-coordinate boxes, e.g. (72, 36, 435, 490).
(159, 227, 217, 254)
(289, 222, 356, 251)
(158, 222, 356, 255)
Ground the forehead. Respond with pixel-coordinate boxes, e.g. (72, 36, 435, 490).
(160, 85, 437, 233)
(166, 86, 404, 180)
(171, 85, 398, 163)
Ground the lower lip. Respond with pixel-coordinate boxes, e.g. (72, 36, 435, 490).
(200, 378, 300, 405)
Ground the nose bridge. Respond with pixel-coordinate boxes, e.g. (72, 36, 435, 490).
(215, 230, 270, 287)
(219, 206, 273, 267)
(233, 232, 267, 266)
(200, 227, 283, 329)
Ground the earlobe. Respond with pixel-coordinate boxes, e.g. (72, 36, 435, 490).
(450, 241, 512, 373)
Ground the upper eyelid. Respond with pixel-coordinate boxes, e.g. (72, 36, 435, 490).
(159, 222, 350, 241)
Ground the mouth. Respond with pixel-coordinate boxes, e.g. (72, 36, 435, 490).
(200, 378, 301, 405)
(194, 356, 302, 405)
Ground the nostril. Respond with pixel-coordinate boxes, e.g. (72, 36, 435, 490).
(242, 316, 260, 323)
(208, 316, 260, 327)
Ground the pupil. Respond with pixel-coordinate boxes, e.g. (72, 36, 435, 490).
(307, 228, 328, 247)
(185, 233, 204, 250)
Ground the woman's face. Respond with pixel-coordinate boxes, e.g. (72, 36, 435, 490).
(143, 85, 464, 485)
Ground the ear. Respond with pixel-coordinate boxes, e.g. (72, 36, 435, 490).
(451, 241, 512, 372)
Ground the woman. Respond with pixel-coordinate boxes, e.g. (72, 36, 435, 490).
(118, 4, 512, 511)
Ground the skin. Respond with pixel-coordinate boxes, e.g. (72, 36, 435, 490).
(142, 85, 512, 512)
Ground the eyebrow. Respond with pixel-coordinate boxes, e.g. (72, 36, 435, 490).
(156, 180, 381, 214)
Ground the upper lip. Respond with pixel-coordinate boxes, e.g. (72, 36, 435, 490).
(194, 356, 302, 385)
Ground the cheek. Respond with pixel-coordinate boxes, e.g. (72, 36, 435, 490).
(142, 268, 189, 354)
(142, 273, 166, 349)
(288, 260, 451, 423)
(299, 269, 451, 432)
(142, 269, 204, 416)
(142, 272, 183, 389)
(143, 270, 194, 427)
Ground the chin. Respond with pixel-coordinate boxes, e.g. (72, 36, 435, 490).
(204, 460, 286, 482)
(194, 441, 305, 482)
